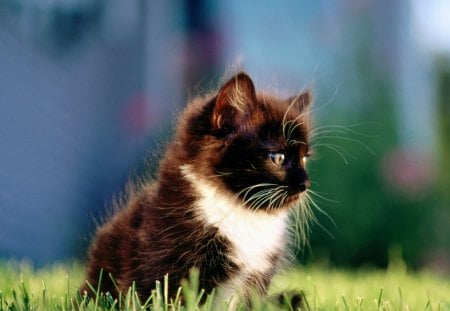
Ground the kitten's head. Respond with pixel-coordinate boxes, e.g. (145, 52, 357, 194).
(179, 72, 312, 213)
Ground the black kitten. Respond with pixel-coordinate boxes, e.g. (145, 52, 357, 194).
(82, 72, 313, 308)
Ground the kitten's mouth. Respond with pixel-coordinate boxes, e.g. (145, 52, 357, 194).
(284, 188, 309, 207)
(285, 193, 302, 206)
(237, 185, 306, 211)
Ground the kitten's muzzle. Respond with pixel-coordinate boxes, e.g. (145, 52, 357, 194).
(298, 179, 311, 192)
(287, 169, 310, 193)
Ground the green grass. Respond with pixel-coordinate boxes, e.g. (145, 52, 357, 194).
(0, 260, 449, 310)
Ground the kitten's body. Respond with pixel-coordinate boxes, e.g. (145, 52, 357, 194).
(82, 73, 312, 307)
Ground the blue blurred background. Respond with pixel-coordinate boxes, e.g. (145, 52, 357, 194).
(1, 0, 449, 272)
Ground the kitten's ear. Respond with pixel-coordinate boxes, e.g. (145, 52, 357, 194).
(212, 72, 256, 131)
(288, 91, 312, 111)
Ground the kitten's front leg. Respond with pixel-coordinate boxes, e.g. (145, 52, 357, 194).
(214, 273, 268, 311)
(224, 273, 272, 310)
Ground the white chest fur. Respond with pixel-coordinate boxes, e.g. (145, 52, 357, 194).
(180, 165, 288, 275)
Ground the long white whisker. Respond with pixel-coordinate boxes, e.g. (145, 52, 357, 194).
(237, 183, 278, 202)
(282, 93, 305, 141)
(310, 123, 379, 141)
(313, 143, 353, 164)
(245, 188, 277, 211)
(309, 129, 353, 140)
(256, 187, 285, 209)
(304, 192, 336, 228)
(268, 187, 287, 209)
(307, 189, 339, 204)
(303, 195, 333, 238)
(312, 135, 376, 155)
(281, 92, 310, 141)
(278, 191, 290, 210)
(286, 119, 306, 144)
(243, 185, 289, 211)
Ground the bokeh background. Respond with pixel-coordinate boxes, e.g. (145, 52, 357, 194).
(1, 0, 449, 273)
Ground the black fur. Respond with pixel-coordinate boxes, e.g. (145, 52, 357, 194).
(81, 72, 313, 304)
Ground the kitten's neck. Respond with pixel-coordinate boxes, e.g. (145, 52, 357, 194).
(180, 164, 289, 271)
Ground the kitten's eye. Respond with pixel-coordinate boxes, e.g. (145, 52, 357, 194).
(302, 150, 312, 166)
(269, 152, 285, 166)
(302, 156, 308, 166)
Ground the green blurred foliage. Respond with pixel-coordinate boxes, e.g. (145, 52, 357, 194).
(433, 62, 450, 260)
(300, 53, 447, 270)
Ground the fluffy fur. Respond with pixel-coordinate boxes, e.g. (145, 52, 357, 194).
(82, 72, 313, 307)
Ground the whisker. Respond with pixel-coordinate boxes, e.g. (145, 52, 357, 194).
(280, 191, 291, 208)
(237, 183, 279, 202)
(309, 129, 353, 140)
(244, 188, 277, 211)
(268, 187, 287, 209)
(304, 192, 336, 228)
(288, 139, 308, 146)
(289, 195, 315, 248)
(282, 93, 308, 141)
(256, 187, 286, 210)
(312, 135, 375, 155)
(242, 185, 289, 212)
(309, 123, 378, 139)
(307, 189, 339, 204)
(313, 143, 354, 164)
(287, 185, 339, 250)
(304, 196, 334, 240)
(286, 119, 306, 144)
(299, 83, 340, 119)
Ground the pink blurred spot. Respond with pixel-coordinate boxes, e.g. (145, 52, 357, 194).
(381, 148, 435, 198)
(121, 92, 154, 136)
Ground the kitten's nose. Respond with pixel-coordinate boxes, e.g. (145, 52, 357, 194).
(299, 179, 311, 192)
(288, 169, 310, 193)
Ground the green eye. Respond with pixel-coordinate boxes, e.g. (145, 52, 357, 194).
(269, 152, 285, 166)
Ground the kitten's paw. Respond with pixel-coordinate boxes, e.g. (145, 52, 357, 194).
(274, 290, 306, 310)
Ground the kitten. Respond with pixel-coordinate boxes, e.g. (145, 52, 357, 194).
(81, 72, 313, 308)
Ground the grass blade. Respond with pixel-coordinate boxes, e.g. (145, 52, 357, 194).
(377, 287, 383, 309)
(42, 280, 47, 309)
(342, 296, 350, 311)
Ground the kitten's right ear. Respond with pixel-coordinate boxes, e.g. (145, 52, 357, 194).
(212, 72, 256, 132)
(288, 91, 312, 111)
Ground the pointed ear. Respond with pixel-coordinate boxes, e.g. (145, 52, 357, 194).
(212, 72, 256, 131)
(288, 91, 312, 111)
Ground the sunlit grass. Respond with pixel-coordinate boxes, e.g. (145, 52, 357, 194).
(272, 264, 450, 310)
(0, 260, 449, 310)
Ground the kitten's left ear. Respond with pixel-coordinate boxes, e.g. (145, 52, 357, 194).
(288, 91, 312, 111)
(212, 72, 257, 131)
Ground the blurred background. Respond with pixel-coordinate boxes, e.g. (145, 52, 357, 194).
(0, 0, 449, 272)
